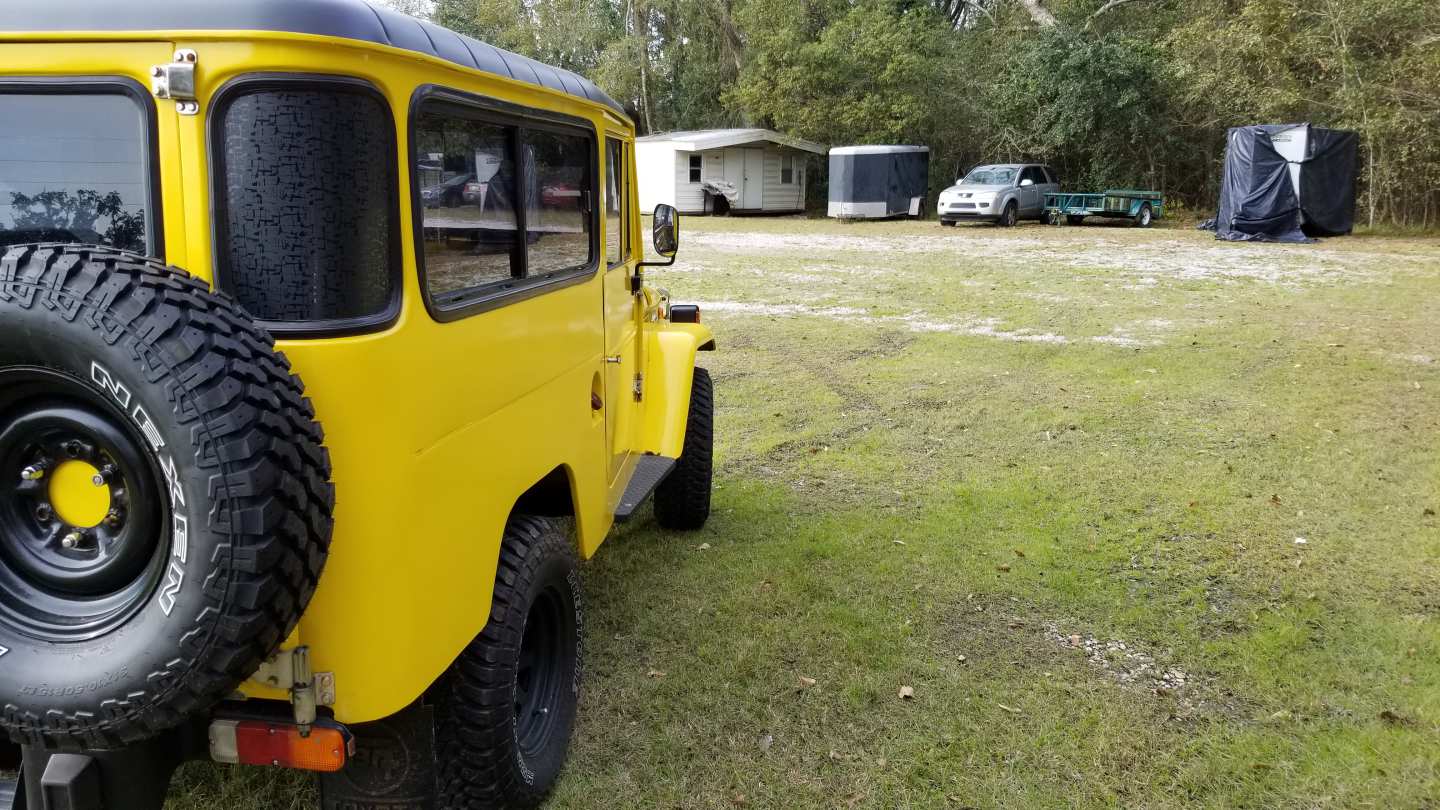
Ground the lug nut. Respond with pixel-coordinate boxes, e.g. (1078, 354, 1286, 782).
(35, 505, 52, 522)
(105, 509, 124, 528)
(64, 441, 82, 458)
(61, 531, 82, 549)
(20, 465, 45, 481)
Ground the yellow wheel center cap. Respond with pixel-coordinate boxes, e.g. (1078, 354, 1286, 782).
(47, 461, 111, 528)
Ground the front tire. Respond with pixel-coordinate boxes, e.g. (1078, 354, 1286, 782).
(939, 220, 957, 227)
(654, 368, 713, 531)
(997, 201, 1018, 228)
(432, 517, 582, 809)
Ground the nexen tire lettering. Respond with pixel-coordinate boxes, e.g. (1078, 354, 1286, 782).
(91, 361, 188, 617)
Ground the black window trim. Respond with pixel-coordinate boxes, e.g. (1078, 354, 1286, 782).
(409, 84, 601, 324)
(0, 76, 165, 261)
(207, 73, 403, 339)
(688, 154, 702, 183)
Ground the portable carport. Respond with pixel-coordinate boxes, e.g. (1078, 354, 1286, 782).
(827, 145, 930, 220)
(1214, 124, 1358, 242)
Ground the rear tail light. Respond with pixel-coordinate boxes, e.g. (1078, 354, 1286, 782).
(210, 719, 353, 772)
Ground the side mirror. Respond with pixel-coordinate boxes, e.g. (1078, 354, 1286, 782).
(1020, 178, 1035, 188)
(652, 203, 679, 258)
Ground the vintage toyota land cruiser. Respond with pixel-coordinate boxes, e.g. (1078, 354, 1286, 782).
(0, 2, 715, 807)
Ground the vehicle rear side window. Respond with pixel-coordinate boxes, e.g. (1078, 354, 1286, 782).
(0, 91, 153, 254)
(413, 96, 597, 318)
(214, 80, 398, 334)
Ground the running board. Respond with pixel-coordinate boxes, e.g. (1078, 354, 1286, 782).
(614, 456, 676, 522)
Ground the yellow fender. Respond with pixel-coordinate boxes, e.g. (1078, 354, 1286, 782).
(640, 321, 715, 458)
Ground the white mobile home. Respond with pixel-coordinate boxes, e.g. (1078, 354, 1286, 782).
(637, 129, 827, 215)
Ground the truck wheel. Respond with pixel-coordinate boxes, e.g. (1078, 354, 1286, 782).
(432, 516, 582, 809)
(1134, 203, 1154, 228)
(0, 244, 333, 751)
(997, 201, 1018, 228)
(939, 220, 956, 227)
(1067, 215, 1086, 226)
(653, 367, 713, 531)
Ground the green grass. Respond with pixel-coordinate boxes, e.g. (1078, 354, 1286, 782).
(168, 217, 1440, 809)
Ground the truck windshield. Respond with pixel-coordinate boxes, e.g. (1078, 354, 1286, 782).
(0, 92, 150, 254)
(960, 167, 1016, 186)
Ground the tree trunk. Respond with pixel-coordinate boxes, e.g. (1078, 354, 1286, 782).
(1017, 0, 1058, 27)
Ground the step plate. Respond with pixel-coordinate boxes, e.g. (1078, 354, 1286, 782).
(614, 456, 676, 522)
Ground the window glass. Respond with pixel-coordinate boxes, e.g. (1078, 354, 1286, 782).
(0, 93, 150, 254)
(414, 111, 519, 301)
(781, 155, 794, 185)
(605, 138, 626, 267)
(1022, 166, 1045, 185)
(526, 129, 592, 275)
(688, 154, 702, 183)
(219, 87, 395, 326)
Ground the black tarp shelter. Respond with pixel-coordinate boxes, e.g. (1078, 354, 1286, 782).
(828, 145, 929, 219)
(1214, 124, 1358, 242)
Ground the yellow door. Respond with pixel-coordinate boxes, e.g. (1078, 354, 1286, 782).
(602, 136, 644, 490)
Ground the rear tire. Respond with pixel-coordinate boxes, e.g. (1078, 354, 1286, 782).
(939, 220, 957, 227)
(432, 516, 582, 809)
(654, 368, 713, 531)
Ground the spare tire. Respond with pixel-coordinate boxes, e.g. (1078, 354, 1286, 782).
(0, 244, 334, 750)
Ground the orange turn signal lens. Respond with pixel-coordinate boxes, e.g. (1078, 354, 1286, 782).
(210, 719, 352, 773)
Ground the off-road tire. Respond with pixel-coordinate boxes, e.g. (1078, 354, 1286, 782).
(997, 201, 1019, 228)
(940, 220, 956, 227)
(0, 244, 333, 750)
(431, 516, 582, 809)
(653, 367, 713, 531)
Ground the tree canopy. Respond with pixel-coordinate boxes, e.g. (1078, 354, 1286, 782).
(416, 0, 1440, 226)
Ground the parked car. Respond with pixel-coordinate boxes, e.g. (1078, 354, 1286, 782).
(0, 3, 716, 809)
(936, 163, 1060, 227)
(421, 172, 473, 208)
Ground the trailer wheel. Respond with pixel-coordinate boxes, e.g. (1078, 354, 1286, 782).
(0, 244, 333, 751)
(997, 201, 1018, 228)
(1067, 215, 1086, 226)
(1134, 203, 1154, 228)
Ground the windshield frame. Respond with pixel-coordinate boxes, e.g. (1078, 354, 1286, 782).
(0, 76, 163, 259)
(959, 166, 1018, 187)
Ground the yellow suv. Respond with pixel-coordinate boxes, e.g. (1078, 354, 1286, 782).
(0, 2, 715, 807)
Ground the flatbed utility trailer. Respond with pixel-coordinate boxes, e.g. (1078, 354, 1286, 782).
(1045, 189, 1163, 227)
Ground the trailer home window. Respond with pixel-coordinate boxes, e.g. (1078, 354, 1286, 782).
(688, 154, 702, 183)
(781, 155, 794, 185)
(414, 97, 596, 318)
(0, 90, 153, 254)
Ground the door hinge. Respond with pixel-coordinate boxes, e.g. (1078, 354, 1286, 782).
(632, 373, 644, 401)
(151, 48, 199, 115)
(252, 646, 335, 735)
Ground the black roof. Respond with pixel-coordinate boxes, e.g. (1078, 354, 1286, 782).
(0, 0, 627, 116)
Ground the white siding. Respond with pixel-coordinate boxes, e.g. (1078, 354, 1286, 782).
(761, 148, 806, 212)
(636, 143, 675, 212)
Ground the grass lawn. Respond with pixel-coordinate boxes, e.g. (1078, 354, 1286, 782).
(168, 217, 1440, 809)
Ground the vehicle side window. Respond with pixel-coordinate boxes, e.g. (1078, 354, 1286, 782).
(526, 130, 593, 275)
(1044, 166, 1059, 185)
(215, 81, 397, 332)
(688, 154, 702, 183)
(0, 88, 157, 257)
(605, 138, 626, 267)
(1021, 166, 1042, 185)
(413, 97, 597, 316)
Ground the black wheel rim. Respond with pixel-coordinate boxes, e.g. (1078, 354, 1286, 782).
(0, 367, 170, 641)
(513, 582, 570, 758)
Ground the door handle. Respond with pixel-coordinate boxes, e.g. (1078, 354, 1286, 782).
(605, 356, 622, 364)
